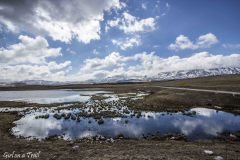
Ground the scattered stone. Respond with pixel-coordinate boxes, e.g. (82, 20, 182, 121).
(71, 114, 77, 120)
(95, 135, 106, 141)
(204, 150, 213, 155)
(214, 106, 222, 109)
(183, 110, 196, 116)
(72, 145, 79, 150)
(98, 119, 104, 125)
(214, 156, 224, 160)
(35, 114, 49, 119)
(229, 134, 237, 139)
(77, 117, 81, 122)
(53, 113, 61, 120)
(116, 133, 124, 139)
(64, 113, 71, 120)
(123, 109, 130, 114)
(136, 112, 141, 118)
(106, 138, 114, 143)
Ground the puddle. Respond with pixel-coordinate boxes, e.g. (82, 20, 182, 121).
(11, 108, 240, 140)
(0, 90, 148, 104)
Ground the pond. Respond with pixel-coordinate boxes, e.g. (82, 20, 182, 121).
(11, 107, 240, 141)
(1, 89, 239, 141)
(0, 89, 147, 104)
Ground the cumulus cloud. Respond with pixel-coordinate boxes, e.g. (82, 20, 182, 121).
(0, 64, 71, 82)
(0, 35, 61, 65)
(0, 0, 124, 43)
(75, 51, 240, 81)
(0, 35, 71, 81)
(112, 36, 141, 50)
(106, 12, 156, 33)
(80, 52, 126, 72)
(169, 33, 219, 51)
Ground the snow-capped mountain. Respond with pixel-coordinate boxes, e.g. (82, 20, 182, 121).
(103, 67, 240, 83)
(153, 67, 240, 80)
(0, 67, 239, 85)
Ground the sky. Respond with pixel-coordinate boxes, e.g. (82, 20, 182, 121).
(0, 0, 240, 82)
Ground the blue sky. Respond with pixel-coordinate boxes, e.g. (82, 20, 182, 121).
(0, 0, 240, 82)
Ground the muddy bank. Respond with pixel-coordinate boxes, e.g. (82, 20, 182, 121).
(0, 86, 239, 115)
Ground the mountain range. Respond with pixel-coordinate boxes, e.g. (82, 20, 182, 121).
(1, 67, 239, 85)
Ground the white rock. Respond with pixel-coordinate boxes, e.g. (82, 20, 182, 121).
(204, 150, 213, 155)
(72, 145, 79, 150)
(214, 106, 221, 109)
(106, 138, 114, 143)
(214, 156, 224, 160)
(229, 134, 237, 139)
(110, 138, 114, 143)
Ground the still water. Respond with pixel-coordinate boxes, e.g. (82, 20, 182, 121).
(1, 89, 239, 141)
(11, 108, 240, 140)
(0, 90, 116, 104)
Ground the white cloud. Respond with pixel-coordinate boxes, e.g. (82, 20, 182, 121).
(74, 51, 240, 81)
(0, 64, 71, 82)
(80, 52, 125, 72)
(222, 43, 240, 49)
(66, 48, 77, 55)
(169, 33, 219, 51)
(141, 3, 147, 10)
(0, 0, 124, 43)
(106, 12, 156, 33)
(93, 49, 100, 55)
(112, 36, 141, 50)
(0, 35, 71, 81)
(196, 33, 219, 47)
(0, 35, 61, 65)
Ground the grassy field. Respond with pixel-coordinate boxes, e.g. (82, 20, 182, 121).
(0, 74, 239, 113)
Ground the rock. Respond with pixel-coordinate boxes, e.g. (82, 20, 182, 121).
(77, 117, 81, 122)
(136, 112, 141, 118)
(64, 113, 71, 120)
(214, 156, 224, 160)
(43, 114, 49, 119)
(95, 135, 106, 141)
(116, 133, 124, 139)
(98, 119, 104, 125)
(214, 106, 222, 109)
(71, 114, 77, 120)
(35, 114, 49, 119)
(229, 134, 237, 139)
(170, 136, 175, 140)
(204, 150, 213, 155)
(53, 113, 61, 120)
(109, 138, 114, 143)
(72, 145, 79, 150)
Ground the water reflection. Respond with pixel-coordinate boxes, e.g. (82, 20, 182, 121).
(12, 108, 240, 140)
(0, 90, 147, 104)
(0, 90, 112, 104)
